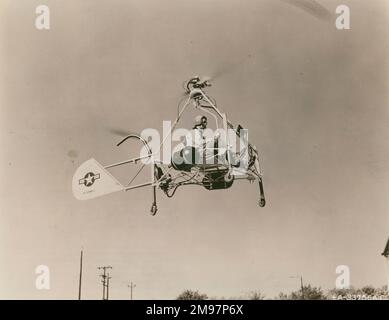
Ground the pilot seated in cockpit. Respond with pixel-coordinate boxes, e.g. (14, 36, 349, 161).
(172, 115, 228, 171)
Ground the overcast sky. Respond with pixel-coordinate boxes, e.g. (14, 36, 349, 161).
(0, 0, 388, 299)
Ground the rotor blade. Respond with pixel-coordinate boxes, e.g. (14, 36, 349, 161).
(204, 54, 254, 83)
(183, 2, 330, 88)
(107, 127, 135, 138)
(280, 0, 331, 21)
(205, 2, 331, 83)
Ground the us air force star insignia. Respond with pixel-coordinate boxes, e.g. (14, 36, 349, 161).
(79, 172, 100, 187)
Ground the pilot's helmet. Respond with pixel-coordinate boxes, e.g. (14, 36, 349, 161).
(194, 115, 207, 127)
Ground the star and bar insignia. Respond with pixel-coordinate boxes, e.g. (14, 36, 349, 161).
(79, 172, 100, 187)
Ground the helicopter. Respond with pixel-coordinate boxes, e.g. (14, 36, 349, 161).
(72, 76, 266, 215)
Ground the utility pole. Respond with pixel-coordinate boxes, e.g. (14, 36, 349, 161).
(382, 237, 389, 294)
(128, 282, 136, 300)
(78, 249, 83, 300)
(106, 273, 112, 300)
(300, 275, 304, 300)
(98, 266, 112, 300)
(289, 275, 304, 299)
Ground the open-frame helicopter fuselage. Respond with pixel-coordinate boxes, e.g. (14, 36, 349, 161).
(72, 77, 266, 215)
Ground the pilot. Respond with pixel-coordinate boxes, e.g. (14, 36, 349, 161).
(185, 115, 207, 150)
(193, 115, 208, 130)
(172, 115, 219, 169)
(173, 115, 206, 167)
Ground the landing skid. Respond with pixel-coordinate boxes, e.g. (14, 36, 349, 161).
(258, 177, 266, 207)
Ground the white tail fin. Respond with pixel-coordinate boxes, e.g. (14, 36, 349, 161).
(72, 158, 124, 200)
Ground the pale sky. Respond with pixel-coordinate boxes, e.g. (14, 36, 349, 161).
(0, 0, 388, 299)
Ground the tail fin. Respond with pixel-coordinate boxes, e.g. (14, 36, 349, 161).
(72, 158, 124, 200)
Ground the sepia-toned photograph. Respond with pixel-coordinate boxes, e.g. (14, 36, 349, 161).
(0, 0, 388, 303)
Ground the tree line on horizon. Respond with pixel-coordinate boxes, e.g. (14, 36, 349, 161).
(176, 285, 389, 300)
